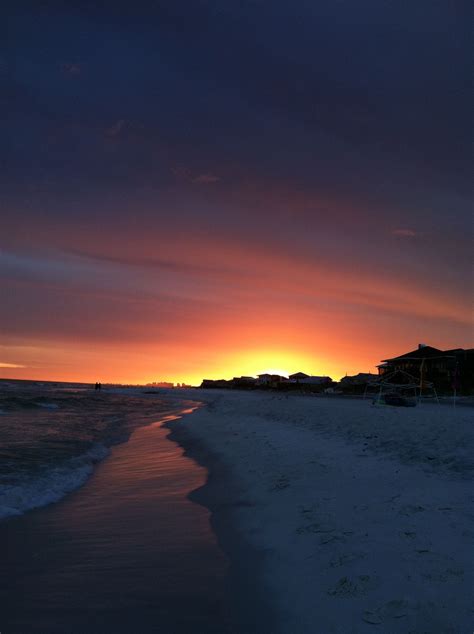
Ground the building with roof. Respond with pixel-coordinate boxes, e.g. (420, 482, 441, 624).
(256, 374, 288, 388)
(378, 344, 474, 394)
(200, 378, 231, 389)
(340, 373, 378, 393)
(279, 375, 333, 393)
(289, 372, 310, 382)
(298, 376, 333, 386)
(231, 376, 258, 389)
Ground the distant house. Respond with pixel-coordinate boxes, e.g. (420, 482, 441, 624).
(231, 376, 258, 389)
(256, 374, 273, 385)
(289, 372, 310, 382)
(147, 381, 174, 388)
(298, 376, 333, 386)
(340, 373, 378, 394)
(282, 375, 333, 392)
(200, 379, 231, 389)
(289, 373, 332, 385)
(378, 344, 474, 394)
(340, 373, 377, 386)
(256, 374, 288, 388)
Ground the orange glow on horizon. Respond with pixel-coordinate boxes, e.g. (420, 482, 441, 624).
(0, 342, 402, 386)
(1, 229, 471, 387)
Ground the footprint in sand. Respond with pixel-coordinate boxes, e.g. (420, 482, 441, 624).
(328, 575, 377, 598)
(298, 505, 319, 520)
(362, 599, 411, 624)
(329, 552, 367, 568)
(296, 522, 334, 535)
(318, 533, 338, 544)
(271, 476, 290, 491)
(421, 568, 464, 583)
(400, 530, 417, 539)
(399, 504, 425, 516)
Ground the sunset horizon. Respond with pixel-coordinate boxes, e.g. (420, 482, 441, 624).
(1, 337, 472, 386)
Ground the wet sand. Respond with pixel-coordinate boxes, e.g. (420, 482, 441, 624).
(165, 417, 279, 634)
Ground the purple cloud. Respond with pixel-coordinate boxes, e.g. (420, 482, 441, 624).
(392, 228, 417, 238)
(192, 173, 220, 184)
(105, 119, 126, 137)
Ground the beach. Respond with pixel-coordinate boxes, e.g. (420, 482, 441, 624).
(168, 389, 474, 633)
(1, 383, 472, 633)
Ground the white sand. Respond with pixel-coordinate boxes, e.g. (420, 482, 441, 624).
(176, 390, 473, 633)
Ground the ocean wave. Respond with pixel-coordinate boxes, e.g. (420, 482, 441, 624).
(36, 402, 60, 410)
(0, 443, 109, 520)
(0, 395, 62, 411)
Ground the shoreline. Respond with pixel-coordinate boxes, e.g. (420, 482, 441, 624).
(0, 388, 201, 521)
(165, 409, 280, 634)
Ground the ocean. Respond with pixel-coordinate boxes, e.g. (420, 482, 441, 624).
(0, 380, 183, 519)
(0, 380, 235, 633)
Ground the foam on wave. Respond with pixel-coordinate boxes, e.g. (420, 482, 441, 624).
(0, 443, 109, 520)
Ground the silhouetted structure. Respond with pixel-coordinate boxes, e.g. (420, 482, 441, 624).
(282, 375, 333, 393)
(289, 372, 310, 382)
(378, 344, 474, 394)
(200, 373, 334, 392)
(340, 373, 378, 394)
(146, 381, 174, 388)
(231, 376, 258, 389)
(256, 374, 288, 388)
(200, 379, 231, 389)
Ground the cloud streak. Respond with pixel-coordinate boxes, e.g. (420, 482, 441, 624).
(192, 173, 220, 184)
(392, 228, 418, 238)
(0, 362, 26, 368)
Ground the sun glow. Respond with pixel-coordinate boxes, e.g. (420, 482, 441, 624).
(257, 368, 290, 377)
(214, 348, 324, 382)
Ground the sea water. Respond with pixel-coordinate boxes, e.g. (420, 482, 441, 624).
(0, 381, 234, 633)
(0, 381, 177, 519)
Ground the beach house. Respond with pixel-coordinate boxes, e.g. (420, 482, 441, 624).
(378, 344, 474, 394)
(256, 374, 288, 388)
(340, 373, 378, 393)
(289, 372, 310, 382)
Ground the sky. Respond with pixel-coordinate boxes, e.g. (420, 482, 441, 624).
(1, 0, 472, 385)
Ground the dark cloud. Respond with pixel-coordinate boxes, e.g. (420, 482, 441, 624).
(60, 62, 82, 75)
